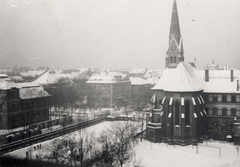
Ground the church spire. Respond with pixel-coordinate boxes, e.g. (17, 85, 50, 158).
(166, 0, 184, 69)
(169, 0, 181, 44)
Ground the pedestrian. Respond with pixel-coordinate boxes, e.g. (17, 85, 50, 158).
(37, 145, 39, 149)
(26, 151, 29, 159)
(34, 146, 36, 150)
(40, 143, 41, 149)
(36, 154, 38, 159)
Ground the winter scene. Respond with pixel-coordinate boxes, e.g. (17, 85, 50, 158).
(1, 0, 240, 167)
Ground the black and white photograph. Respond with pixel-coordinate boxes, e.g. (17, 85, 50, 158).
(0, 0, 240, 166)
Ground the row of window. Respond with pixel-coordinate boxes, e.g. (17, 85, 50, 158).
(7, 101, 45, 113)
(208, 123, 234, 132)
(205, 94, 240, 103)
(205, 108, 238, 117)
(0, 110, 47, 125)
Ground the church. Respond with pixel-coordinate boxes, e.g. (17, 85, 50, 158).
(146, 0, 240, 145)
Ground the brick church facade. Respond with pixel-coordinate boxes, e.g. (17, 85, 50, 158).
(146, 0, 240, 145)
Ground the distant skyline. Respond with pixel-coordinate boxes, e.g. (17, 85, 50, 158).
(1, 0, 240, 69)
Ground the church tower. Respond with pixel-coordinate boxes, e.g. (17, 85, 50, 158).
(166, 0, 184, 68)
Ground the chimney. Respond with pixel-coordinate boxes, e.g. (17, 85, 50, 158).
(205, 70, 209, 82)
(231, 70, 234, 82)
(237, 80, 239, 91)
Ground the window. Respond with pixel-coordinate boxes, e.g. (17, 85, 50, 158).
(222, 108, 227, 116)
(213, 108, 218, 116)
(175, 101, 180, 125)
(231, 123, 235, 132)
(209, 95, 213, 101)
(170, 57, 173, 63)
(185, 100, 190, 125)
(204, 95, 209, 102)
(12, 116, 15, 126)
(231, 95, 236, 102)
(213, 95, 218, 102)
(222, 125, 226, 131)
(21, 103, 24, 110)
(21, 115, 24, 122)
(227, 124, 232, 131)
(213, 123, 218, 131)
(0, 116, 2, 123)
(12, 104, 15, 112)
(222, 95, 227, 102)
(174, 57, 176, 63)
(231, 108, 236, 116)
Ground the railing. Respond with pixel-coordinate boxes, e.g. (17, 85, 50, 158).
(0, 115, 107, 155)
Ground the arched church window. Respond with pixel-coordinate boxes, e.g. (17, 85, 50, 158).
(175, 100, 180, 125)
(185, 100, 190, 125)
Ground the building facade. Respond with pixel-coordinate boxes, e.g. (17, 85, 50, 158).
(146, 0, 240, 145)
(0, 75, 51, 129)
(86, 73, 131, 108)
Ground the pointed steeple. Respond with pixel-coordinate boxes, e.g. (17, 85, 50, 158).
(169, 0, 181, 44)
(166, 0, 184, 69)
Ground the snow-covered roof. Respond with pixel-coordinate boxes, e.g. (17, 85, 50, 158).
(76, 68, 89, 73)
(33, 72, 71, 85)
(153, 62, 240, 93)
(143, 69, 163, 78)
(130, 77, 149, 85)
(153, 62, 203, 92)
(86, 74, 118, 84)
(145, 76, 160, 85)
(20, 70, 45, 77)
(87, 72, 129, 84)
(0, 74, 17, 90)
(129, 68, 146, 74)
(19, 86, 50, 99)
(203, 70, 240, 93)
(15, 82, 40, 88)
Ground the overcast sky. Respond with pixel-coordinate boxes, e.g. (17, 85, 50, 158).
(0, 0, 240, 69)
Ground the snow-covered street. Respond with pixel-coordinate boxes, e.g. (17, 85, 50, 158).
(4, 121, 240, 167)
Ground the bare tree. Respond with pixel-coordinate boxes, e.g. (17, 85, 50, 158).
(106, 121, 138, 167)
(44, 136, 71, 165)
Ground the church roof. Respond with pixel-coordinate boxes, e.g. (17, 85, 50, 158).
(153, 62, 240, 93)
(153, 62, 203, 92)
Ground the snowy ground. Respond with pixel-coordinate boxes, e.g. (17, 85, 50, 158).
(4, 121, 240, 167)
